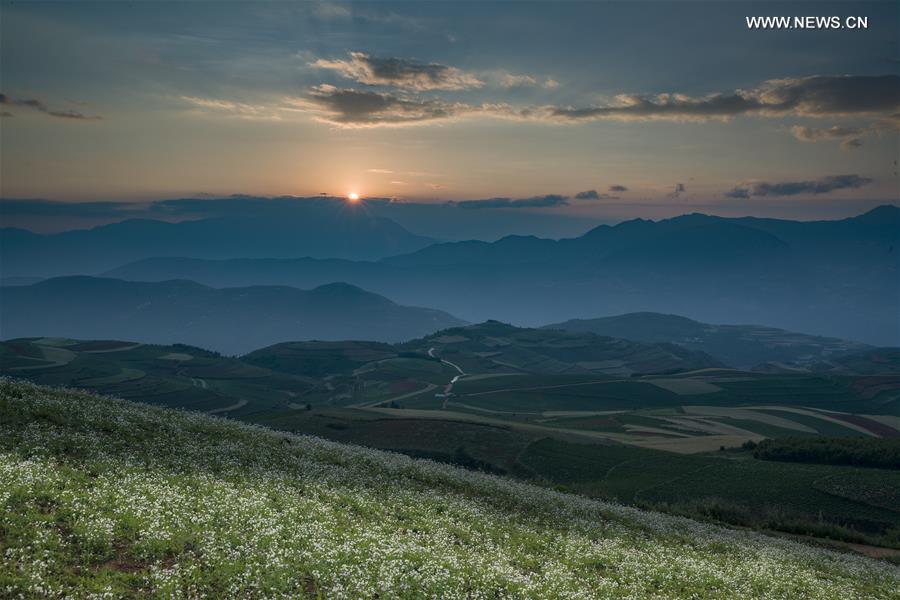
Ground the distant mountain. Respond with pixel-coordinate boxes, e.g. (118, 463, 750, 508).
(396, 320, 723, 376)
(543, 312, 871, 368)
(0, 277, 464, 354)
(0, 199, 434, 277)
(106, 206, 900, 345)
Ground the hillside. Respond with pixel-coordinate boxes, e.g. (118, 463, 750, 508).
(398, 320, 723, 376)
(104, 206, 900, 346)
(2, 378, 898, 598)
(544, 312, 870, 368)
(0, 277, 464, 354)
(4, 337, 899, 546)
(0, 337, 316, 415)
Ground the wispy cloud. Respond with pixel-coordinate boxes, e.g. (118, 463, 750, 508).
(790, 125, 866, 150)
(608, 185, 628, 192)
(311, 52, 483, 91)
(495, 73, 559, 89)
(181, 74, 900, 131)
(0, 93, 102, 120)
(544, 75, 900, 122)
(725, 174, 873, 198)
(180, 96, 281, 120)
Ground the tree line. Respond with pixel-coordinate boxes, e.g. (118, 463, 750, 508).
(748, 437, 900, 469)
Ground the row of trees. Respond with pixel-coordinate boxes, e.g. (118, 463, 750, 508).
(750, 437, 900, 469)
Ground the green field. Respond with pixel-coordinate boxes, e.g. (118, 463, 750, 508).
(2, 379, 899, 598)
(3, 332, 899, 552)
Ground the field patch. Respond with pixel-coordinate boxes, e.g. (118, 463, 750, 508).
(648, 378, 722, 395)
(682, 405, 816, 433)
(158, 352, 193, 361)
(81, 368, 146, 386)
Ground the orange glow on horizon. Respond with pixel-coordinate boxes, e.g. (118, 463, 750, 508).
(347, 192, 360, 202)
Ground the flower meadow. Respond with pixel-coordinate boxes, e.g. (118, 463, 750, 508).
(1, 378, 898, 599)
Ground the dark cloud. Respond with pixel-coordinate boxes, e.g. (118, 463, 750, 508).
(723, 187, 750, 199)
(195, 73, 899, 129)
(667, 183, 687, 198)
(0, 92, 102, 120)
(546, 75, 900, 122)
(574, 189, 620, 200)
(726, 174, 873, 198)
(298, 85, 465, 127)
(608, 185, 628, 192)
(455, 195, 569, 209)
(311, 52, 483, 91)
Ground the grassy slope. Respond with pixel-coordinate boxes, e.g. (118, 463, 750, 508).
(1, 379, 899, 598)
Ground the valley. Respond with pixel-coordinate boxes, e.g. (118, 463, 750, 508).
(4, 321, 899, 550)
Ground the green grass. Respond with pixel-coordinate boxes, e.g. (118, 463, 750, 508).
(2, 378, 899, 598)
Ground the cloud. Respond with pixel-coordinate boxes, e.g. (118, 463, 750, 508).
(180, 96, 281, 120)
(455, 194, 569, 209)
(367, 168, 393, 174)
(292, 85, 469, 127)
(185, 73, 900, 131)
(726, 174, 873, 198)
(790, 125, 866, 150)
(311, 52, 483, 91)
(500, 73, 538, 88)
(0, 112, 12, 118)
(0, 93, 102, 120)
(309, 2, 352, 20)
(575, 189, 621, 200)
(667, 183, 687, 198)
(608, 185, 628, 192)
(544, 75, 900, 122)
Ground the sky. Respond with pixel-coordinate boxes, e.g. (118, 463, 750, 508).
(0, 0, 898, 233)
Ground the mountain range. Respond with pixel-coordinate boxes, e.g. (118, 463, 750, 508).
(0, 277, 463, 354)
(0, 198, 434, 278)
(101, 205, 899, 345)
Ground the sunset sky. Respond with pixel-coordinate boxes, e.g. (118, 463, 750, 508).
(1, 0, 898, 229)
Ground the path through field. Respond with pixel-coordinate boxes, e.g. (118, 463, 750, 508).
(350, 383, 438, 409)
(428, 347, 466, 408)
(207, 399, 248, 414)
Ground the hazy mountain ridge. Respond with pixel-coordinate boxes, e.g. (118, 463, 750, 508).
(103, 206, 900, 345)
(0, 199, 435, 277)
(0, 276, 464, 354)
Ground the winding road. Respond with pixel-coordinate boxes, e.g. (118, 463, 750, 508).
(429, 347, 467, 408)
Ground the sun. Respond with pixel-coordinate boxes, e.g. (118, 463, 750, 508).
(347, 192, 360, 203)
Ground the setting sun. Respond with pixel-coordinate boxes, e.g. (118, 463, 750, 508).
(347, 192, 360, 202)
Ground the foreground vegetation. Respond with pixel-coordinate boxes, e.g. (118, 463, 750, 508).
(2, 379, 899, 598)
